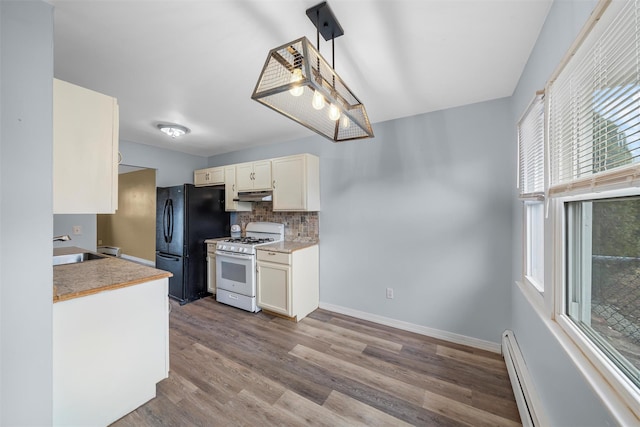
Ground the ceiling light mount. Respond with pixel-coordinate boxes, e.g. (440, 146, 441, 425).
(305, 2, 344, 43)
(157, 123, 190, 139)
(251, 1, 373, 142)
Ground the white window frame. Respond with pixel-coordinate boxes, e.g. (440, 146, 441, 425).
(552, 187, 640, 419)
(523, 200, 544, 293)
(518, 92, 546, 297)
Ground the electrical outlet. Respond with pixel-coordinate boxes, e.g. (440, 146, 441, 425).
(98, 239, 103, 245)
(72, 225, 82, 235)
(386, 287, 394, 299)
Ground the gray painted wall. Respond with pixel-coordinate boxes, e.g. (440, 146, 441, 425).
(53, 214, 97, 252)
(211, 97, 514, 344)
(1, 1, 54, 424)
(510, 0, 618, 425)
(119, 139, 208, 187)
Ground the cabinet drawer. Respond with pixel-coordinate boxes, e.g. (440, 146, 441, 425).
(257, 250, 290, 265)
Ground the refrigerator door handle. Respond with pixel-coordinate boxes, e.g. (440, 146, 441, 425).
(162, 200, 169, 243)
(157, 253, 180, 262)
(168, 199, 174, 243)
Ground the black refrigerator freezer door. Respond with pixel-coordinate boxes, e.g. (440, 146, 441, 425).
(156, 186, 185, 256)
(156, 252, 185, 303)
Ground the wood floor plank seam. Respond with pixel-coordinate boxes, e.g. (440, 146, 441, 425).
(112, 298, 521, 427)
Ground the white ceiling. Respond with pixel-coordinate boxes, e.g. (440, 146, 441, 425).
(51, 0, 552, 157)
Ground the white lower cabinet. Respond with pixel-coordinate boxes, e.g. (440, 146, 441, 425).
(53, 278, 169, 426)
(257, 258, 291, 315)
(207, 244, 216, 294)
(256, 245, 319, 321)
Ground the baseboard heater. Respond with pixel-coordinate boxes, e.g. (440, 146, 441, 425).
(502, 330, 548, 427)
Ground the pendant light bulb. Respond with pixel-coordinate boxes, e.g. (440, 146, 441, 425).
(340, 114, 350, 128)
(328, 104, 341, 121)
(312, 90, 325, 110)
(289, 68, 304, 97)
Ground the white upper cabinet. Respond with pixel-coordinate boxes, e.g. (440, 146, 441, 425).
(272, 154, 320, 212)
(224, 166, 251, 212)
(236, 160, 272, 191)
(193, 154, 320, 212)
(53, 78, 119, 214)
(194, 167, 224, 186)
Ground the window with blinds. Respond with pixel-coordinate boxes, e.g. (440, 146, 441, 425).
(548, 0, 640, 194)
(518, 92, 545, 199)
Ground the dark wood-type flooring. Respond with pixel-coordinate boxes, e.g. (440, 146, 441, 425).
(112, 297, 521, 426)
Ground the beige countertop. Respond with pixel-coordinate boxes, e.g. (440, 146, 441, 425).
(53, 247, 172, 303)
(258, 240, 318, 254)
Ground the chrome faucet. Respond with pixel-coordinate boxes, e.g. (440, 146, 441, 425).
(53, 235, 71, 242)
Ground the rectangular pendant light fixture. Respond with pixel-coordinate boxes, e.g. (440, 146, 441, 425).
(251, 2, 373, 142)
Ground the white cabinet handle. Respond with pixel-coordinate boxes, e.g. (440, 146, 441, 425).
(232, 184, 235, 191)
(272, 180, 276, 189)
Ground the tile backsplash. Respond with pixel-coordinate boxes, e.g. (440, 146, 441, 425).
(234, 202, 319, 242)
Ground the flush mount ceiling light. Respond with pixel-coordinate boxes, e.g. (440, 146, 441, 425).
(157, 123, 190, 139)
(251, 2, 373, 142)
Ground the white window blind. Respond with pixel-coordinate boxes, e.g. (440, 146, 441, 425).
(548, 0, 640, 195)
(518, 92, 545, 199)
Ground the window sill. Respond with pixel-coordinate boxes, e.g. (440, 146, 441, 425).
(555, 314, 640, 421)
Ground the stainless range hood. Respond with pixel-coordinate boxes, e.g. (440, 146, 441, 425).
(234, 191, 273, 203)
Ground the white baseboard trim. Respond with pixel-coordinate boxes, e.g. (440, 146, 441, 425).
(120, 254, 155, 267)
(502, 329, 547, 427)
(317, 302, 501, 353)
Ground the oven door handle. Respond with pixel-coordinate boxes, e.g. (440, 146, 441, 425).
(215, 251, 253, 260)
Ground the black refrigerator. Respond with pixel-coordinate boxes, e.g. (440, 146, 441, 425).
(156, 184, 230, 304)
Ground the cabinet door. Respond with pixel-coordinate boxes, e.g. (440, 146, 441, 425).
(252, 160, 272, 191)
(195, 167, 224, 186)
(224, 166, 251, 212)
(53, 78, 119, 214)
(272, 154, 320, 212)
(236, 163, 254, 191)
(207, 167, 224, 185)
(273, 156, 305, 211)
(257, 261, 291, 316)
(194, 169, 208, 186)
(207, 252, 216, 294)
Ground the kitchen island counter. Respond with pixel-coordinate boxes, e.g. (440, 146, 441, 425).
(53, 246, 170, 426)
(53, 246, 171, 302)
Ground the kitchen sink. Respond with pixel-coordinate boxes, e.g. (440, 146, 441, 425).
(53, 252, 107, 266)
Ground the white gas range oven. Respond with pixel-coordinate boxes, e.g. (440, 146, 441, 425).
(215, 222, 284, 312)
